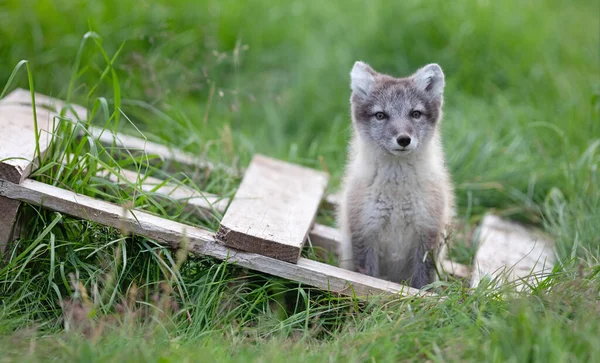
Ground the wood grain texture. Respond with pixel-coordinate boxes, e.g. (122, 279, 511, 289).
(0, 178, 428, 299)
(0, 104, 57, 183)
(216, 154, 329, 263)
(471, 214, 555, 290)
(0, 89, 72, 254)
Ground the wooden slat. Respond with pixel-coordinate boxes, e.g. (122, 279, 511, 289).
(0, 103, 58, 183)
(0, 90, 67, 254)
(471, 214, 555, 290)
(306, 223, 341, 256)
(0, 178, 427, 299)
(441, 260, 471, 279)
(96, 166, 342, 259)
(3, 88, 239, 176)
(216, 154, 329, 263)
(100, 168, 229, 220)
(324, 192, 341, 209)
(0, 197, 20, 256)
(0, 88, 87, 120)
(87, 126, 238, 176)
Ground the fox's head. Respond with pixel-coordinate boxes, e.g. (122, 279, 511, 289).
(349, 61, 445, 156)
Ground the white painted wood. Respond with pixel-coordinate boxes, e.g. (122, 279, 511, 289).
(0, 178, 429, 299)
(217, 154, 329, 263)
(471, 214, 555, 290)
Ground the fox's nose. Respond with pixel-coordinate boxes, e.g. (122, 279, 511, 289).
(396, 135, 411, 147)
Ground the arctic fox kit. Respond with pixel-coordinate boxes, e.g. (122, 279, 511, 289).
(338, 61, 455, 289)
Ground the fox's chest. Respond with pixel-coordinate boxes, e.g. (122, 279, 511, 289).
(359, 167, 434, 240)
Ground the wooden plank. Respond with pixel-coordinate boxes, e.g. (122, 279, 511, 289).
(100, 168, 229, 220)
(216, 154, 329, 263)
(0, 178, 427, 299)
(324, 192, 341, 209)
(3, 88, 238, 176)
(1, 88, 87, 121)
(471, 214, 555, 290)
(306, 223, 341, 256)
(0, 103, 58, 183)
(0, 90, 67, 255)
(441, 260, 471, 279)
(0, 197, 20, 257)
(87, 126, 238, 175)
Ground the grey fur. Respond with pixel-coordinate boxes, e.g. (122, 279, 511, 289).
(338, 61, 455, 289)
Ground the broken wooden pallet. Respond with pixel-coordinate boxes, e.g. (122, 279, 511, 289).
(0, 88, 428, 299)
(0, 178, 421, 298)
(1, 88, 555, 297)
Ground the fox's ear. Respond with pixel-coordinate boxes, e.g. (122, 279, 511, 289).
(412, 63, 445, 98)
(351, 61, 376, 98)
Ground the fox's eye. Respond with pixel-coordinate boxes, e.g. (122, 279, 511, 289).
(410, 110, 422, 119)
(375, 112, 387, 120)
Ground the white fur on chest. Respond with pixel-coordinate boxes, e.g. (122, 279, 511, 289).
(358, 160, 436, 262)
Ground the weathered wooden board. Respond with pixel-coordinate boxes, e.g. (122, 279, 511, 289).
(0, 89, 70, 254)
(0, 178, 426, 299)
(4, 88, 238, 176)
(441, 260, 471, 279)
(306, 223, 341, 257)
(0, 197, 21, 256)
(471, 214, 555, 290)
(87, 126, 230, 174)
(100, 167, 229, 220)
(216, 154, 329, 263)
(1, 88, 87, 120)
(0, 104, 57, 183)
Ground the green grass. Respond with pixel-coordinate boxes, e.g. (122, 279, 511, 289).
(1, 0, 599, 361)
